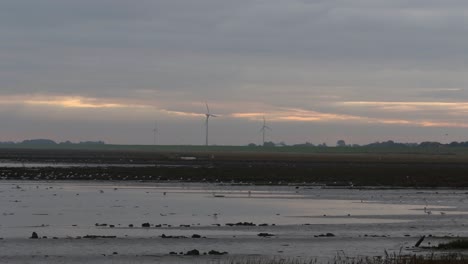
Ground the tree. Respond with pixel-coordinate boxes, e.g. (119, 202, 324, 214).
(336, 140, 346, 147)
(263, 141, 275, 147)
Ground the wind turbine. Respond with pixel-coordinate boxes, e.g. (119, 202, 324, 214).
(152, 121, 159, 146)
(204, 103, 217, 146)
(260, 116, 272, 146)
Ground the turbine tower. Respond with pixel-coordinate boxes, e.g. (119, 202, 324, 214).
(260, 116, 272, 146)
(204, 103, 217, 146)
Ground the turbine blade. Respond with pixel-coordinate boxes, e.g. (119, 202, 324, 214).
(205, 102, 210, 114)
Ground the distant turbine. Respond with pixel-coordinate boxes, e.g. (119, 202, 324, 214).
(153, 121, 159, 146)
(260, 116, 272, 146)
(204, 103, 217, 146)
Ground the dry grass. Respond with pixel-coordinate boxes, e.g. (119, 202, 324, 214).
(221, 254, 468, 264)
(437, 240, 468, 250)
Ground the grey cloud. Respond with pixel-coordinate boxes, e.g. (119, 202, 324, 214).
(0, 0, 143, 28)
(414, 89, 468, 101)
(2, 1, 468, 144)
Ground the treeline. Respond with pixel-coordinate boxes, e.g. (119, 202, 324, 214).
(2, 139, 468, 149)
(251, 140, 468, 148)
(0, 139, 105, 145)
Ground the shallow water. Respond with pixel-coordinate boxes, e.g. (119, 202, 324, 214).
(1, 181, 468, 263)
(0, 161, 154, 168)
(0, 181, 451, 233)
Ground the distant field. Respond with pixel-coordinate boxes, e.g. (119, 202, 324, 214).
(2, 143, 468, 156)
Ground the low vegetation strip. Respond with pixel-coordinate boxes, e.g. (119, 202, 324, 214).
(225, 254, 468, 264)
(437, 240, 468, 250)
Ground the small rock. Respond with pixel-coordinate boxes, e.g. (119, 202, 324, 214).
(192, 234, 201, 238)
(30, 232, 39, 239)
(141, 223, 150, 228)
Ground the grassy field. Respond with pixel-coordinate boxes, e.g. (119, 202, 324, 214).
(3, 143, 468, 156)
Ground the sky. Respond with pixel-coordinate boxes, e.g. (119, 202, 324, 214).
(1, 0, 468, 146)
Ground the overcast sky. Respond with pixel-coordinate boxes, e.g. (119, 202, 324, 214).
(1, 0, 468, 145)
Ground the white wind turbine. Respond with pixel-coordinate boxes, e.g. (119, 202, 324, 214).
(204, 103, 217, 146)
(260, 116, 272, 146)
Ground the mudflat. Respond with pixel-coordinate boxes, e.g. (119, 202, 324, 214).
(1, 148, 468, 187)
(1, 148, 468, 263)
(1, 181, 467, 263)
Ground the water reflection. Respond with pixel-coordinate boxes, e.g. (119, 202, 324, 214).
(2, 181, 466, 237)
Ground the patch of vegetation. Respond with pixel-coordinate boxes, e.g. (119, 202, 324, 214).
(437, 240, 468, 250)
(224, 254, 468, 264)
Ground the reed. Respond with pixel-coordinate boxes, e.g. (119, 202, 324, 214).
(437, 239, 468, 250)
(221, 254, 468, 264)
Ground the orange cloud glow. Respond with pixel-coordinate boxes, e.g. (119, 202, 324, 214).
(1, 94, 468, 129)
(231, 108, 364, 123)
(0, 94, 208, 119)
(340, 101, 468, 112)
(230, 106, 468, 128)
(0, 94, 146, 109)
(161, 109, 205, 117)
